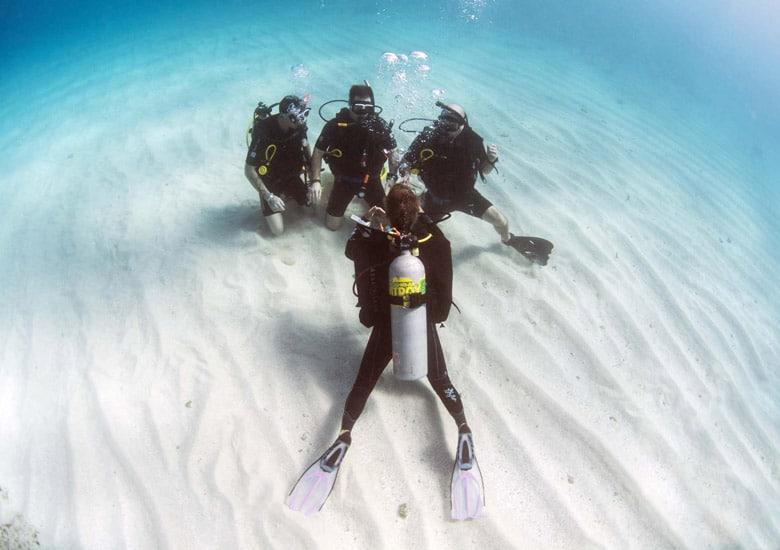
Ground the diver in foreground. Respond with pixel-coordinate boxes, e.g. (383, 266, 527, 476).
(244, 95, 317, 235)
(310, 83, 399, 231)
(399, 102, 553, 265)
(287, 184, 485, 520)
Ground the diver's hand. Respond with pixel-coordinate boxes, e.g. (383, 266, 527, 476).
(487, 143, 499, 163)
(308, 180, 322, 206)
(366, 206, 390, 230)
(265, 193, 286, 213)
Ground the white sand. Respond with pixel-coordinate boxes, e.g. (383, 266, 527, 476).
(1, 25, 779, 550)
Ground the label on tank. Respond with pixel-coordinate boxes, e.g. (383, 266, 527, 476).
(389, 277, 426, 296)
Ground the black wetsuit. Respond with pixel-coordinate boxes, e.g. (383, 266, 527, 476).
(315, 108, 396, 217)
(339, 216, 467, 433)
(403, 125, 493, 219)
(246, 114, 310, 216)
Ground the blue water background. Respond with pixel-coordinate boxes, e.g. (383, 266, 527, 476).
(1, 0, 778, 246)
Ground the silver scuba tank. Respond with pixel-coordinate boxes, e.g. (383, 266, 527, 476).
(389, 248, 428, 380)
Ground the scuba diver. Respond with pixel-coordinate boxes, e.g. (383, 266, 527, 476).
(287, 183, 485, 520)
(244, 94, 317, 236)
(310, 83, 399, 231)
(399, 102, 553, 265)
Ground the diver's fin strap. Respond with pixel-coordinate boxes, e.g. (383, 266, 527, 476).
(389, 293, 427, 308)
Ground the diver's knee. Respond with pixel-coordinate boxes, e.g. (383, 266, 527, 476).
(267, 213, 284, 235)
(325, 214, 343, 231)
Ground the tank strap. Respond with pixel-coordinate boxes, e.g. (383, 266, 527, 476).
(388, 293, 427, 308)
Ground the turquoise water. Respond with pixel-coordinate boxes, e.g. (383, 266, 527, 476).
(2, 2, 777, 309)
(2, 0, 777, 209)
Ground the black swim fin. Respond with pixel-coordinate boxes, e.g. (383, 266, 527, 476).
(504, 234, 554, 266)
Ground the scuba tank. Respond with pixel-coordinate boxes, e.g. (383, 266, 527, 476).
(389, 237, 427, 381)
(246, 101, 276, 147)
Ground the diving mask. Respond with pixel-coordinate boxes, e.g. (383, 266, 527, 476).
(285, 103, 310, 125)
(434, 101, 467, 137)
(437, 112, 464, 133)
(350, 102, 376, 116)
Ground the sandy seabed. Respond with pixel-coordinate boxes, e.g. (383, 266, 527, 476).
(0, 26, 778, 550)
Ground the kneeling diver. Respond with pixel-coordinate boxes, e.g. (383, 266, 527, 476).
(399, 101, 553, 265)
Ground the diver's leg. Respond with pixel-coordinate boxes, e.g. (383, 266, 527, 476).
(362, 178, 386, 209)
(266, 212, 284, 235)
(426, 323, 469, 431)
(461, 189, 510, 242)
(325, 177, 352, 231)
(482, 206, 510, 243)
(340, 322, 393, 436)
(260, 193, 285, 236)
(287, 175, 312, 210)
(466, 188, 509, 242)
(325, 214, 343, 231)
(421, 191, 451, 223)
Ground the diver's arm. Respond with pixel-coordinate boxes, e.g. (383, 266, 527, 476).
(302, 140, 314, 180)
(481, 160, 497, 176)
(480, 143, 499, 176)
(396, 162, 415, 187)
(310, 147, 325, 184)
(386, 149, 400, 180)
(244, 163, 272, 200)
(397, 146, 416, 180)
(398, 131, 428, 181)
(305, 142, 322, 205)
(397, 160, 410, 178)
